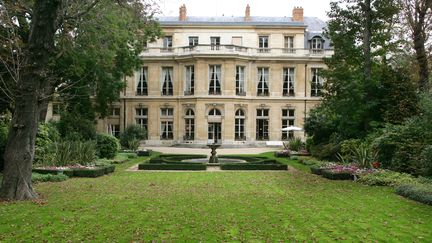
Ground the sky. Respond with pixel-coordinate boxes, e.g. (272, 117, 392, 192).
(157, 0, 333, 20)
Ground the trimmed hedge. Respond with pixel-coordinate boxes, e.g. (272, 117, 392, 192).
(310, 166, 324, 175)
(34, 165, 115, 178)
(220, 164, 288, 170)
(138, 163, 207, 170)
(321, 170, 354, 180)
(136, 150, 152, 157)
(73, 167, 106, 178)
(33, 168, 74, 177)
(218, 155, 279, 164)
(104, 165, 116, 174)
(32, 173, 68, 183)
(149, 154, 207, 164)
(395, 184, 432, 205)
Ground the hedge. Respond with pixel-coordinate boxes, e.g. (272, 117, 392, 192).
(104, 165, 116, 174)
(138, 163, 207, 170)
(220, 164, 288, 170)
(149, 154, 207, 164)
(73, 167, 107, 178)
(32, 173, 68, 183)
(33, 168, 74, 177)
(34, 165, 115, 178)
(321, 170, 354, 180)
(310, 166, 324, 175)
(136, 150, 152, 157)
(395, 184, 432, 205)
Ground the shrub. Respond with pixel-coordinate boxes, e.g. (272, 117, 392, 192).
(35, 122, 60, 164)
(357, 170, 417, 187)
(138, 163, 207, 170)
(287, 137, 304, 151)
(310, 166, 324, 175)
(120, 125, 147, 150)
(310, 142, 340, 161)
(96, 133, 119, 159)
(395, 184, 432, 205)
(350, 143, 378, 168)
(32, 173, 68, 183)
(220, 164, 288, 170)
(57, 112, 97, 141)
(39, 140, 97, 166)
(419, 145, 432, 176)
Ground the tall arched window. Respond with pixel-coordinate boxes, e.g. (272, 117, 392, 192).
(208, 108, 221, 116)
(184, 109, 195, 140)
(235, 109, 245, 140)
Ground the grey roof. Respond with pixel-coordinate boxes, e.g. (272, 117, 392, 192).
(157, 16, 326, 31)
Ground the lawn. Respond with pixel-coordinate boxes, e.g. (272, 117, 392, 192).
(0, 154, 431, 242)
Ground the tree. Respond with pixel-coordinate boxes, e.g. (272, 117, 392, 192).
(0, 0, 161, 200)
(305, 0, 418, 149)
(399, 0, 432, 91)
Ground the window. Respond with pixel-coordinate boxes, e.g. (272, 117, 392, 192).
(258, 36, 269, 53)
(161, 108, 174, 140)
(107, 124, 120, 138)
(209, 65, 221, 95)
(236, 66, 246, 95)
(311, 68, 324, 97)
(160, 121, 173, 140)
(110, 107, 120, 116)
(235, 109, 245, 140)
(184, 66, 194, 95)
(310, 37, 323, 53)
(284, 36, 294, 53)
(210, 37, 220, 50)
(208, 108, 221, 116)
(283, 68, 295, 96)
(256, 109, 269, 140)
(188, 36, 199, 46)
(161, 108, 174, 117)
(257, 67, 269, 96)
(184, 109, 195, 140)
(136, 67, 148, 96)
(135, 108, 148, 137)
(161, 67, 173, 96)
(163, 36, 173, 51)
(282, 109, 295, 140)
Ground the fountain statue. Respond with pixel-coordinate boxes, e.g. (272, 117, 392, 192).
(207, 125, 221, 163)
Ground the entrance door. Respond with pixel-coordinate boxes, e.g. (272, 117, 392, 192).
(208, 122, 222, 143)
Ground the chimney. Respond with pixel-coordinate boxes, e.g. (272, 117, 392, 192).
(179, 4, 187, 21)
(244, 4, 251, 21)
(292, 6, 304, 22)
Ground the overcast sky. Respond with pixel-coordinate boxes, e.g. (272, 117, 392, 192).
(158, 0, 333, 20)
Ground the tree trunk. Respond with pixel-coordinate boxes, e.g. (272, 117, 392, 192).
(412, 0, 431, 92)
(362, 0, 372, 81)
(0, 0, 62, 200)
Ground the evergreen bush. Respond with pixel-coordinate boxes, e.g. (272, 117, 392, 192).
(96, 133, 119, 159)
(120, 125, 147, 150)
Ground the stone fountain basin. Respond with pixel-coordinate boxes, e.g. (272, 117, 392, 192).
(181, 158, 246, 164)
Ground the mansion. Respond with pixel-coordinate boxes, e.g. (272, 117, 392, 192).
(48, 5, 333, 147)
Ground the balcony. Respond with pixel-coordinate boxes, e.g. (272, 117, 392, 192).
(140, 45, 334, 58)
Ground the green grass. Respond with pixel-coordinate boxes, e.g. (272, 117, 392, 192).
(0, 154, 431, 242)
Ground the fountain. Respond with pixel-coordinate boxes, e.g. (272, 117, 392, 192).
(207, 124, 221, 163)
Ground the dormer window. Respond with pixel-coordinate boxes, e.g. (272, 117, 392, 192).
(310, 36, 324, 54)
